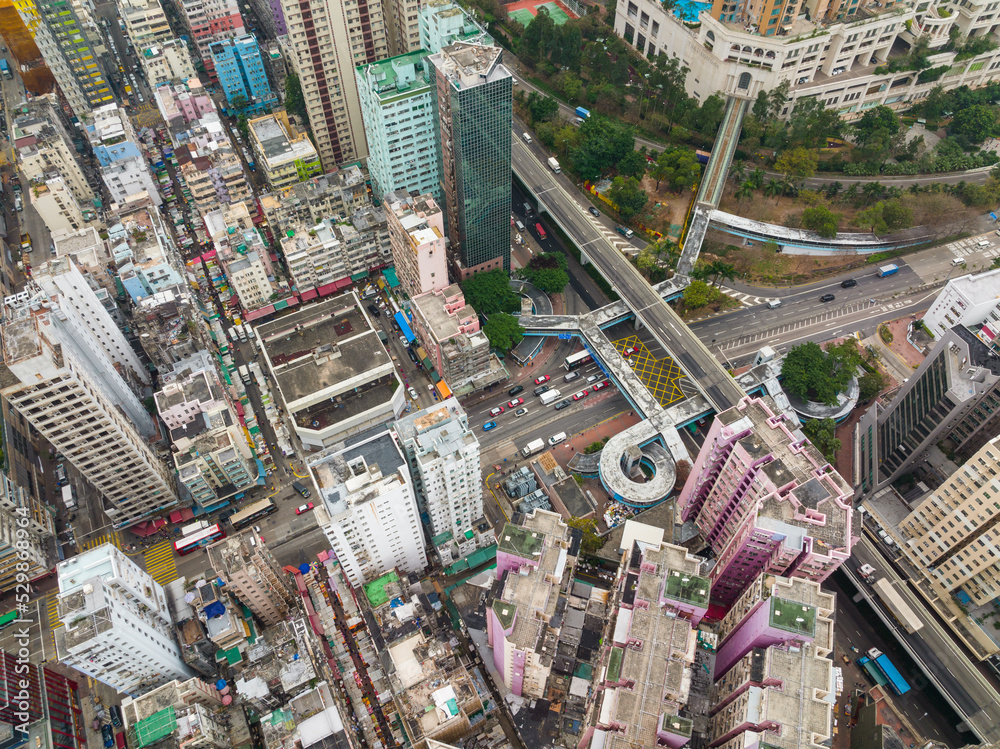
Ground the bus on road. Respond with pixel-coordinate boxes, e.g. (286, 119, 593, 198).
(563, 350, 592, 371)
(873, 579, 924, 634)
(174, 524, 225, 555)
(229, 498, 276, 531)
(0, 610, 19, 630)
(180, 520, 209, 536)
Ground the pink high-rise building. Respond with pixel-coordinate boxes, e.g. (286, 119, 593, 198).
(678, 396, 856, 607)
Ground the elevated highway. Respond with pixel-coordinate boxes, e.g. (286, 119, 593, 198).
(512, 138, 744, 414)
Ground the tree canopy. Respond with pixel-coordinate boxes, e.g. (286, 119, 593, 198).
(651, 149, 701, 192)
(572, 115, 636, 181)
(566, 517, 603, 554)
(801, 205, 840, 238)
(461, 270, 520, 315)
(950, 104, 999, 146)
(854, 198, 913, 234)
(521, 252, 569, 294)
(483, 313, 525, 352)
(780, 341, 860, 406)
(609, 176, 648, 221)
(802, 418, 841, 463)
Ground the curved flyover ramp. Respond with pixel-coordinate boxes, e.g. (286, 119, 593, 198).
(599, 421, 676, 508)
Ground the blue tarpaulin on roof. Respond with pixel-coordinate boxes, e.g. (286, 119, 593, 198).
(395, 312, 415, 344)
(204, 601, 226, 619)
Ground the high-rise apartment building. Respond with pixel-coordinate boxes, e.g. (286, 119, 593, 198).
(419, 0, 491, 54)
(312, 429, 428, 586)
(410, 285, 491, 390)
(429, 42, 512, 277)
(207, 530, 295, 624)
(899, 434, 1000, 607)
(0, 651, 85, 749)
(859, 326, 1000, 489)
(488, 510, 579, 697)
(0, 298, 179, 529)
(278, 0, 388, 169)
(395, 398, 482, 539)
(211, 35, 279, 115)
(384, 0, 422, 54)
(121, 0, 173, 48)
(679, 396, 854, 606)
(22, 0, 112, 117)
(245, 0, 286, 38)
(55, 545, 193, 696)
(176, 0, 246, 82)
(709, 574, 834, 749)
(922, 269, 1000, 343)
(28, 175, 89, 234)
(0, 474, 53, 592)
(385, 191, 448, 297)
(356, 51, 441, 202)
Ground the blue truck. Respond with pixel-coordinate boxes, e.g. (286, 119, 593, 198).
(877, 264, 899, 277)
(575, 107, 590, 119)
(865, 648, 910, 695)
(0, 60, 11, 79)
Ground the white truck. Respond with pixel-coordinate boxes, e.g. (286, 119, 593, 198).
(547, 157, 561, 173)
(521, 438, 546, 458)
(239, 365, 251, 383)
(539, 389, 562, 405)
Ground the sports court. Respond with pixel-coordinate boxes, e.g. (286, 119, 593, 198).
(506, 0, 578, 26)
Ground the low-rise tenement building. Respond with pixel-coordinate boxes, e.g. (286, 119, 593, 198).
(310, 428, 428, 587)
(87, 103, 161, 208)
(140, 40, 199, 88)
(207, 529, 296, 625)
(410, 285, 491, 391)
(54, 545, 193, 696)
(386, 191, 448, 298)
(121, 677, 228, 749)
(257, 293, 405, 449)
(395, 399, 484, 552)
(281, 207, 391, 296)
(155, 364, 256, 510)
(248, 112, 321, 189)
(259, 165, 370, 231)
(679, 395, 855, 606)
(110, 204, 185, 303)
(487, 509, 580, 697)
(615, 0, 1000, 116)
(28, 174, 95, 234)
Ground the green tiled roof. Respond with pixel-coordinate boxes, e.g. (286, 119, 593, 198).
(363, 570, 399, 607)
(497, 523, 544, 559)
(131, 707, 176, 749)
(492, 600, 517, 630)
(607, 646, 624, 683)
(663, 568, 710, 607)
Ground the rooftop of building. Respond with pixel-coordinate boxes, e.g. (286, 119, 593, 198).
(952, 324, 1000, 375)
(310, 431, 408, 512)
(235, 620, 319, 704)
(52, 226, 107, 268)
(394, 398, 477, 459)
(936, 268, 1000, 305)
(411, 288, 476, 341)
(256, 294, 393, 406)
(358, 49, 432, 99)
(155, 367, 216, 412)
(429, 42, 510, 88)
(205, 528, 274, 576)
(249, 114, 318, 166)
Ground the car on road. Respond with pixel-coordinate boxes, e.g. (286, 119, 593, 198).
(102, 726, 114, 749)
(508, 384, 524, 396)
(489, 406, 504, 417)
(398, 335, 408, 347)
(407, 349, 418, 364)
(572, 390, 588, 400)
(623, 346, 637, 356)
(110, 706, 122, 729)
(593, 380, 609, 391)
(841, 279, 857, 288)
(588, 206, 600, 217)
(508, 397, 524, 408)
(534, 385, 549, 396)
(367, 303, 380, 317)
(515, 407, 528, 417)
(587, 374, 600, 383)
(408, 386, 419, 399)
(534, 375, 550, 384)
(295, 502, 315, 515)
(554, 399, 571, 410)
(820, 293, 835, 302)
(483, 421, 497, 431)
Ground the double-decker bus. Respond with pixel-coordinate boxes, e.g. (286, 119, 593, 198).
(563, 350, 592, 371)
(228, 498, 277, 531)
(0, 610, 19, 630)
(174, 524, 225, 555)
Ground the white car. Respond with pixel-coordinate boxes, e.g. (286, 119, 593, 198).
(408, 386, 418, 399)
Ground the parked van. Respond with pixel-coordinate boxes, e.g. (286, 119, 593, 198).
(515, 220, 525, 232)
(766, 299, 782, 310)
(547, 432, 567, 446)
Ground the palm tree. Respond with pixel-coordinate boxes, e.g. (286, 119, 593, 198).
(845, 182, 861, 203)
(885, 186, 903, 200)
(735, 180, 755, 204)
(862, 181, 884, 206)
(710, 261, 736, 287)
(824, 181, 843, 200)
(763, 179, 782, 203)
(749, 168, 766, 189)
(779, 176, 797, 198)
(655, 239, 682, 267)
(730, 159, 747, 185)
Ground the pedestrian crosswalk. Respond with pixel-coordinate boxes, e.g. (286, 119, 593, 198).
(81, 530, 122, 551)
(144, 540, 179, 586)
(948, 236, 1000, 260)
(44, 593, 60, 629)
(720, 286, 770, 306)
